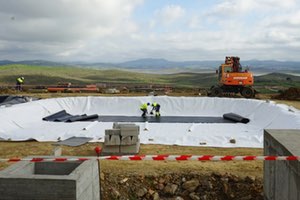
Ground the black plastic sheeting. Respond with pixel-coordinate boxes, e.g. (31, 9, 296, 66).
(223, 113, 250, 124)
(96, 116, 234, 123)
(0, 95, 39, 106)
(43, 110, 248, 124)
(43, 110, 99, 122)
(43, 110, 234, 123)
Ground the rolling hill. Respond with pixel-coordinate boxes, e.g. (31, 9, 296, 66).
(1, 58, 299, 74)
(0, 64, 299, 90)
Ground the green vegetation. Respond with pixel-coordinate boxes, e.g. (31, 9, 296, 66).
(0, 64, 299, 90)
(254, 73, 300, 93)
(0, 64, 216, 87)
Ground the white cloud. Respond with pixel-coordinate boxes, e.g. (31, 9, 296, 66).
(207, 0, 297, 17)
(155, 5, 185, 26)
(0, 0, 143, 41)
(0, 0, 143, 60)
(0, 0, 299, 62)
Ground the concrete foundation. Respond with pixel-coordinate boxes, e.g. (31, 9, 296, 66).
(264, 129, 300, 200)
(0, 157, 100, 200)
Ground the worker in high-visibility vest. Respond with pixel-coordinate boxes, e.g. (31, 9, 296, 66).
(150, 102, 161, 117)
(16, 77, 24, 91)
(140, 102, 150, 117)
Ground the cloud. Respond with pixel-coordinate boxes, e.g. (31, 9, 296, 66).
(0, 0, 299, 62)
(0, 0, 143, 41)
(155, 5, 185, 26)
(207, 0, 297, 17)
(0, 0, 143, 60)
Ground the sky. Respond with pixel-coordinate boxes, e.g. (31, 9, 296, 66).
(0, 0, 300, 62)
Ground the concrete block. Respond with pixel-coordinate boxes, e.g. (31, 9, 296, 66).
(0, 157, 100, 200)
(104, 135, 121, 146)
(120, 126, 140, 136)
(264, 129, 300, 200)
(102, 145, 120, 154)
(121, 136, 138, 145)
(113, 123, 136, 129)
(105, 129, 121, 136)
(120, 140, 140, 154)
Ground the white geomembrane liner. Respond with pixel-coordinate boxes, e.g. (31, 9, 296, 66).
(0, 96, 299, 148)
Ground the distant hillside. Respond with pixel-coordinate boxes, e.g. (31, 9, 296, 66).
(118, 58, 218, 70)
(243, 60, 300, 73)
(255, 73, 300, 86)
(1, 58, 299, 74)
(0, 65, 299, 89)
(0, 60, 72, 67)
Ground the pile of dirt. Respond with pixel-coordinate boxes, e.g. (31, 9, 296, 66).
(273, 87, 300, 100)
(101, 172, 263, 200)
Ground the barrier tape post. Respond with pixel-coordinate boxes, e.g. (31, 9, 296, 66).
(0, 155, 299, 162)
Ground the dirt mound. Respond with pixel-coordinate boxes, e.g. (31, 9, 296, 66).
(273, 87, 300, 100)
(101, 172, 263, 200)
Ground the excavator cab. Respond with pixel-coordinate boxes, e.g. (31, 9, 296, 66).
(210, 56, 255, 98)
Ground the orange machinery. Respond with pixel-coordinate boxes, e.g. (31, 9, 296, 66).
(210, 56, 255, 98)
(47, 83, 99, 93)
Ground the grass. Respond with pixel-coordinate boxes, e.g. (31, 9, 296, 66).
(0, 142, 263, 178)
(3, 64, 299, 89)
(273, 100, 300, 109)
(0, 65, 168, 85)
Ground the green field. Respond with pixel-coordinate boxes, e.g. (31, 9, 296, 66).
(0, 64, 299, 91)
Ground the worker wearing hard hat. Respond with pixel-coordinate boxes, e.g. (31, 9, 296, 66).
(150, 102, 161, 117)
(140, 102, 150, 117)
(16, 76, 25, 91)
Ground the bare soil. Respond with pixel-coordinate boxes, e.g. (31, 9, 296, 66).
(0, 142, 263, 199)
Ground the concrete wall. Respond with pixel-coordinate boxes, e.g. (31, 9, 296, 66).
(264, 129, 300, 200)
(0, 157, 100, 200)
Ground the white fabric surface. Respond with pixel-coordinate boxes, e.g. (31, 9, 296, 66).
(0, 96, 299, 148)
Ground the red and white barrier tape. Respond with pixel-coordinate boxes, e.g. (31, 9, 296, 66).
(0, 155, 299, 162)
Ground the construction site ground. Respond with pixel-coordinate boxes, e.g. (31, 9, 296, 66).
(0, 92, 299, 199)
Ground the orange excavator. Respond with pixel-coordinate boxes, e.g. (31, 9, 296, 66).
(209, 56, 255, 98)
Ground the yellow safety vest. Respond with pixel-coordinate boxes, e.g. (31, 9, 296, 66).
(17, 78, 24, 84)
(140, 103, 148, 109)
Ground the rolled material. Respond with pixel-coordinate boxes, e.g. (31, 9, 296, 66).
(42, 110, 68, 121)
(76, 114, 99, 121)
(43, 110, 98, 122)
(223, 113, 250, 124)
